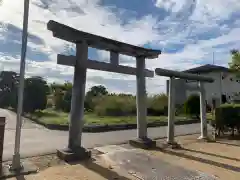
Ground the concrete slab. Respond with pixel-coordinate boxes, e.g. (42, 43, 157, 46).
(99, 145, 218, 180)
(95, 145, 130, 154)
(1, 161, 38, 179)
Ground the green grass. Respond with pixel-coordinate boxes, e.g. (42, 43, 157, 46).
(28, 108, 191, 126)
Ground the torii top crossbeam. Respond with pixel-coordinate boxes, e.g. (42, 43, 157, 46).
(47, 20, 161, 59)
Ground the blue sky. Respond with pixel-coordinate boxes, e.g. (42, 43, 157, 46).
(0, 0, 239, 94)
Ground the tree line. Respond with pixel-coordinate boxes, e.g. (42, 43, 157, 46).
(0, 70, 203, 118)
(1, 49, 238, 116)
(0, 71, 170, 116)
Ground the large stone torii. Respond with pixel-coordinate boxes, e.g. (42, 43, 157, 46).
(47, 20, 161, 161)
(155, 68, 214, 147)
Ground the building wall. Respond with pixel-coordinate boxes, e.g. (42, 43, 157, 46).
(166, 79, 187, 105)
(166, 71, 240, 106)
(186, 72, 222, 106)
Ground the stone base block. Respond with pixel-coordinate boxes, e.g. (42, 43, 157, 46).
(197, 136, 214, 142)
(165, 141, 182, 149)
(0, 162, 38, 179)
(129, 138, 156, 149)
(57, 147, 91, 162)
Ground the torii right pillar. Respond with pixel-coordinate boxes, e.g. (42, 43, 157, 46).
(198, 81, 208, 140)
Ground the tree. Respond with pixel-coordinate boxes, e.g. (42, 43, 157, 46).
(86, 85, 108, 97)
(61, 89, 72, 112)
(53, 88, 64, 110)
(228, 49, 240, 75)
(85, 85, 108, 111)
(23, 76, 49, 113)
(184, 94, 200, 119)
(0, 71, 19, 108)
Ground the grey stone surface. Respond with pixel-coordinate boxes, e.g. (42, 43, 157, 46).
(102, 148, 218, 180)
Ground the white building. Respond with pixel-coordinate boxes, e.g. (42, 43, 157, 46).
(166, 64, 240, 107)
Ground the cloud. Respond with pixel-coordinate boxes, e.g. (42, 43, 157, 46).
(0, 0, 239, 94)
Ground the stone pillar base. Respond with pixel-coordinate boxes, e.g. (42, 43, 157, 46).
(129, 138, 156, 149)
(57, 147, 91, 162)
(166, 141, 182, 149)
(197, 136, 213, 142)
(0, 162, 38, 179)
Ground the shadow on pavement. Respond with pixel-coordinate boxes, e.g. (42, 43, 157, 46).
(69, 158, 131, 180)
(153, 147, 240, 173)
(16, 175, 26, 180)
(182, 148, 240, 162)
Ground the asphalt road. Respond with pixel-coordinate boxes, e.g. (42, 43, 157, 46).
(1, 109, 204, 161)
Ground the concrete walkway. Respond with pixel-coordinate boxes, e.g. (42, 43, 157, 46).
(1, 109, 203, 161)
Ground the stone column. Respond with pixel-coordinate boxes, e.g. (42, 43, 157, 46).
(136, 56, 147, 139)
(68, 42, 88, 149)
(199, 81, 208, 139)
(167, 77, 175, 144)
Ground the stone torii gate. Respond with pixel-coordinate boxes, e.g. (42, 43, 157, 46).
(155, 68, 214, 146)
(47, 20, 161, 161)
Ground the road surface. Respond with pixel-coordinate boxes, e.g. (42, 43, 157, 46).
(1, 109, 203, 161)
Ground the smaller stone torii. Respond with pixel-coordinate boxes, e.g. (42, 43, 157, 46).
(155, 68, 214, 147)
(47, 20, 161, 161)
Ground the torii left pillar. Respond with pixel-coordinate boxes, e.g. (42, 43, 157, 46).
(57, 41, 91, 162)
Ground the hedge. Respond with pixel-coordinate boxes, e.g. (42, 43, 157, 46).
(215, 103, 240, 136)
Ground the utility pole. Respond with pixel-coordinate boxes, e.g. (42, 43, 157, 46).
(212, 52, 215, 65)
(10, 0, 30, 171)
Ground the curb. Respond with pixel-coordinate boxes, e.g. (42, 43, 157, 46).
(24, 115, 200, 132)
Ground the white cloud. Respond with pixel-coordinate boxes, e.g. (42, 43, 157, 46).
(0, 0, 239, 94)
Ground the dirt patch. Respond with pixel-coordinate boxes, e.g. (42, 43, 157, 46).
(148, 134, 240, 180)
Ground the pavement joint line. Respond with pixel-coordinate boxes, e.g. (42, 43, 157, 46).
(2, 132, 201, 162)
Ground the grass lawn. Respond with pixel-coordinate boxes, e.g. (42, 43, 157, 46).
(27, 108, 197, 126)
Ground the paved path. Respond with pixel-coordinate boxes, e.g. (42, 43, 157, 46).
(1, 109, 203, 161)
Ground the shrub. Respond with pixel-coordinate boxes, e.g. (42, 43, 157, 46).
(61, 89, 72, 112)
(53, 89, 64, 110)
(46, 99, 54, 108)
(148, 94, 168, 116)
(184, 94, 200, 118)
(94, 95, 136, 116)
(215, 103, 240, 136)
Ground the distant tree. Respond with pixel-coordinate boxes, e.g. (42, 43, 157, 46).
(53, 88, 64, 110)
(85, 85, 108, 111)
(228, 49, 240, 76)
(61, 89, 72, 112)
(50, 81, 72, 93)
(86, 85, 108, 97)
(23, 76, 49, 113)
(184, 94, 200, 119)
